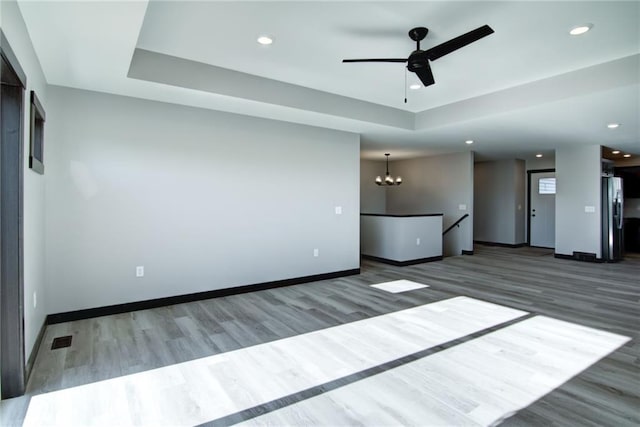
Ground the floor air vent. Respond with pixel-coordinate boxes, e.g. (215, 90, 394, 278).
(573, 251, 597, 262)
(51, 335, 72, 350)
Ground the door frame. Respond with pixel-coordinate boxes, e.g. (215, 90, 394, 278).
(1, 30, 28, 399)
(527, 168, 555, 246)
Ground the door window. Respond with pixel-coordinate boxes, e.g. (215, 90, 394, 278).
(538, 177, 556, 194)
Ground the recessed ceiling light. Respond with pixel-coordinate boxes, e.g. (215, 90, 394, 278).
(612, 150, 620, 154)
(623, 154, 631, 158)
(409, 84, 421, 90)
(536, 154, 543, 158)
(569, 24, 593, 36)
(257, 36, 273, 45)
(465, 140, 474, 145)
(607, 123, 620, 129)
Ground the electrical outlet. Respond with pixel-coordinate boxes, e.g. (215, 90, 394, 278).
(136, 266, 144, 277)
(416, 237, 421, 246)
(33, 291, 37, 308)
(313, 248, 319, 257)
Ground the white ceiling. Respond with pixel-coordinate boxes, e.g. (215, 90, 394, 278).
(16, 0, 640, 161)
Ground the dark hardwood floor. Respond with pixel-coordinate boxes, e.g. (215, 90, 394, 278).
(1, 245, 638, 426)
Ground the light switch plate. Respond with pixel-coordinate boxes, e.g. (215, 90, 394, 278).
(584, 206, 596, 213)
(335, 206, 342, 215)
(458, 204, 467, 211)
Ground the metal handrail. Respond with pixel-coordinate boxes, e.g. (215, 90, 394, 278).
(442, 214, 469, 236)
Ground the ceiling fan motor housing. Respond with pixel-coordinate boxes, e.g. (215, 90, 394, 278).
(407, 51, 428, 71)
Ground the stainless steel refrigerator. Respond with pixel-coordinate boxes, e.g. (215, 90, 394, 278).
(602, 176, 624, 261)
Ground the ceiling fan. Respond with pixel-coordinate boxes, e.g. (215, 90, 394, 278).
(342, 25, 494, 88)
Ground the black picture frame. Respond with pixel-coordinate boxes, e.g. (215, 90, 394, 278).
(29, 90, 45, 175)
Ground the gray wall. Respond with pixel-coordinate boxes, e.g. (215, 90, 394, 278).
(1, 0, 49, 362)
(45, 87, 360, 314)
(555, 145, 602, 257)
(361, 216, 442, 261)
(386, 152, 474, 256)
(514, 160, 526, 243)
(526, 156, 555, 171)
(474, 159, 526, 245)
(360, 159, 386, 214)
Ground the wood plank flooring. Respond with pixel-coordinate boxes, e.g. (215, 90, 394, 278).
(1, 245, 639, 426)
(236, 316, 629, 427)
(22, 297, 529, 426)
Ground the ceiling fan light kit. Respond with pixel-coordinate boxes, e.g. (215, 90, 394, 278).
(375, 153, 402, 186)
(343, 25, 494, 88)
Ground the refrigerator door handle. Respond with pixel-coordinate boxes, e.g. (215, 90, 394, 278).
(617, 190, 624, 230)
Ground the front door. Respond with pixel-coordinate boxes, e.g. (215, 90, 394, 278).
(530, 171, 556, 248)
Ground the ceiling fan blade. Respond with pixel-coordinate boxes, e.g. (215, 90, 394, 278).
(342, 58, 407, 63)
(413, 62, 435, 87)
(425, 25, 494, 61)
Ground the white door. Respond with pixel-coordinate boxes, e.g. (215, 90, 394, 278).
(530, 172, 556, 248)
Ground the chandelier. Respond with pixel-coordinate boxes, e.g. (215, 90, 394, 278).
(375, 153, 402, 186)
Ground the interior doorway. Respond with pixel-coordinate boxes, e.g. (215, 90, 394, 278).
(1, 31, 27, 399)
(528, 169, 556, 249)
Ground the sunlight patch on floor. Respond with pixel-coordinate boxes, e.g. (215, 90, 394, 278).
(23, 296, 525, 426)
(240, 316, 630, 426)
(370, 279, 429, 293)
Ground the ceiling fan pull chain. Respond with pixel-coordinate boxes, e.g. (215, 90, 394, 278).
(404, 67, 408, 104)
